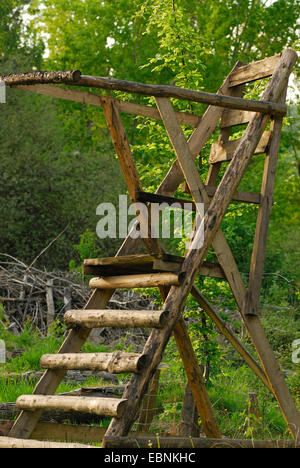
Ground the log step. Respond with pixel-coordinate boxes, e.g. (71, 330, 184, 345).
(0, 436, 97, 449)
(40, 351, 147, 374)
(64, 309, 168, 329)
(16, 395, 127, 418)
(89, 273, 180, 290)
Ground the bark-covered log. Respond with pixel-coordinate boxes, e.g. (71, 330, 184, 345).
(16, 395, 127, 418)
(1, 70, 81, 86)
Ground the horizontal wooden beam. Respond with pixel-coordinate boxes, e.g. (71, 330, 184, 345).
(181, 183, 261, 205)
(77, 75, 286, 115)
(5, 70, 286, 115)
(104, 435, 300, 449)
(64, 309, 169, 329)
(16, 395, 127, 418)
(209, 131, 271, 164)
(40, 352, 147, 374)
(12, 84, 201, 127)
(229, 54, 280, 87)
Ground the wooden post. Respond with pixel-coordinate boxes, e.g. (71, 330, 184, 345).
(248, 392, 260, 436)
(46, 280, 55, 334)
(178, 382, 200, 437)
(63, 288, 72, 313)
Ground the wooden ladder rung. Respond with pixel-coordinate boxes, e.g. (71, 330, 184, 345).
(64, 309, 169, 329)
(40, 352, 147, 374)
(89, 273, 180, 289)
(16, 395, 127, 418)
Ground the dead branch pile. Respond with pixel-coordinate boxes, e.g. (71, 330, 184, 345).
(0, 254, 155, 345)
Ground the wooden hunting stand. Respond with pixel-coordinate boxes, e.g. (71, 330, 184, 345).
(0, 48, 299, 448)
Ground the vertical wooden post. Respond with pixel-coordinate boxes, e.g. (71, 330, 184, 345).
(178, 382, 200, 437)
(248, 392, 260, 436)
(46, 279, 55, 334)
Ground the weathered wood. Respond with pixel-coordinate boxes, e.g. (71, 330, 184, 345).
(136, 369, 161, 432)
(0, 436, 96, 449)
(2, 70, 81, 85)
(182, 183, 261, 204)
(248, 392, 260, 435)
(1, 420, 157, 443)
(229, 54, 280, 87)
(244, 90, 287, 316)
(46, 279, 55, 334)
(104, 436, 300, 449)
(89, 273, 180, 290)
(209, 130, 271, 164)
(220, 109, 256, 128)
(178, 382, 200, 437)
(12, 84, 202, 127)
(156, 62, 243, 196)
(84, 254, 224, 278)
(40, 352, 147, 374)
(102, 97, 163, 257)
(64, 309, 169, 329)
(77, 75, 286, 115)
(16, 395, 127, 418)
(155, 48, 300, 439)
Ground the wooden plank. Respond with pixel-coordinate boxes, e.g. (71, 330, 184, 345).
(11, 66, 237, 443)
(220, 109, 256, 128)
(229, 54, 281, 87)
(209, 130, 271, 164)
(2, 70, 81, 85)
(173, 318, 222, 438)
(16, 395, 127, 418)
(40, 352, 147, 374)
(104, 435, 300, 449)
(77, 75, 286, 116)
(89, 273, 180, 289)
(12, 84, 202, 127)
(64, 309, 169, 329)
(1, 420, 154, 443)
(83, 258, 225, 279)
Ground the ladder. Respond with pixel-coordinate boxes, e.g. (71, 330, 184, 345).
(3, 48, 300, 447)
